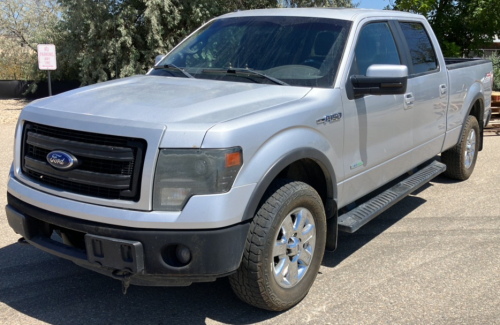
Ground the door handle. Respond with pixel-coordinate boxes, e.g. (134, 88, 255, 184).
(404, 93, 414, 110)
(439, 84, 447, 97)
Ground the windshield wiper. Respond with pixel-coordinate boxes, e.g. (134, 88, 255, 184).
(202, 68, 289, 86)
(154, 63, 195, 79)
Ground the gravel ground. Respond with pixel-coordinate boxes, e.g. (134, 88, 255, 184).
(0, 99, 30, 125)
(0, 100, 500, 325)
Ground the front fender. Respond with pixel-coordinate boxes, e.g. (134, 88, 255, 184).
(201, 87, 345, 223)
(234, 127, 339, 222)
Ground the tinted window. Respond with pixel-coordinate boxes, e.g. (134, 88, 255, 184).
(353, 22, 400, 76)
(400, 22, 438, 74)
(151, 17, 352, 88)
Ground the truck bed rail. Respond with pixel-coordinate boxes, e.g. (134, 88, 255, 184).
(445, 58, 491, 70)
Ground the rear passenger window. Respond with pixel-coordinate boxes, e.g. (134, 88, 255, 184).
(400, 22, 438, 74)
(353, 22, 401, 76)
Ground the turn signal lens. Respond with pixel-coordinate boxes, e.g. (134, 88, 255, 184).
(226, 152, 242, 168)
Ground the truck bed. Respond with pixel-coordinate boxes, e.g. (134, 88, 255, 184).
(444, 57, 493, 137)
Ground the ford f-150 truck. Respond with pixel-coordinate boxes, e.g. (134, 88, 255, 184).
(5, 8, 493, 311)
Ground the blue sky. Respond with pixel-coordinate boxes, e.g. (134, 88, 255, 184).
(357, 0, 393, 9)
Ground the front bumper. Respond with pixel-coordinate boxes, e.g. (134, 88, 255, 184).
(7, 174, 255, 229)
(6, 193, 250, 286)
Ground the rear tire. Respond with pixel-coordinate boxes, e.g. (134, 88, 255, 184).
(441, 115, 480, 181)
(229, 180, 326, 311)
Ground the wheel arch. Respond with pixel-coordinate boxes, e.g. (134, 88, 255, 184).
(241, 147, 337, 223)
(463, 93, 485, 151)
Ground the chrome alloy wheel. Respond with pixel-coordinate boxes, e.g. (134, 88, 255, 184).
(272, 207, 316, 288)
(464, 128, 476, 169)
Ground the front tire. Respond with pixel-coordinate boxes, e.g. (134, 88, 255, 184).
(441, 115, 480, 181)
(229, 180, 326, 311)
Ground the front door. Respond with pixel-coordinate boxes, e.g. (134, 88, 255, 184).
(338, 20, 413, 208)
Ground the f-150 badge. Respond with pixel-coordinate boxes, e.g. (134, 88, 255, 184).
(316, 113, 342, 125)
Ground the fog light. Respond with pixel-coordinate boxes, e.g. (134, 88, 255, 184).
(162, 244, 192, 267)
(176, 244, 191, 264)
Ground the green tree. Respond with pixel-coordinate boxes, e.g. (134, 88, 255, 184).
(56, 0, 283, 84)
(3, 0, 356, 84)
(392, 0, 500, 57)
(57, 0, 357, 85)
(491, 52, 500, 91)
(282, 0, 354, 7)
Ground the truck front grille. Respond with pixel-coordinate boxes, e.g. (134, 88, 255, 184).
(21, 122, 147, 201)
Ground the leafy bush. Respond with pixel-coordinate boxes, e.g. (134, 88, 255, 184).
(491, 52, 500, 91)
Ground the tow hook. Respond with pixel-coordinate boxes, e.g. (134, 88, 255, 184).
(111, 269, 134, 295)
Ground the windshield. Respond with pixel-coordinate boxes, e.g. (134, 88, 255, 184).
(149, 16, 352, 88)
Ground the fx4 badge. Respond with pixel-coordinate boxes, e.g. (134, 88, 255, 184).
(316, 112, 342, 125)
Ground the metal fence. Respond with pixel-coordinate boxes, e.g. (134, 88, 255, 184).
(0, 80, 80, 99)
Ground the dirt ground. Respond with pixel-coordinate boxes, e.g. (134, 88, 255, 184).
(0, 99, 30, 125)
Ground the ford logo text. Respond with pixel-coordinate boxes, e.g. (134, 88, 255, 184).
(46, 151, 78, 170)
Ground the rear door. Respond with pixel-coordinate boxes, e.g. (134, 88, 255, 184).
(394, 20, 448, 165)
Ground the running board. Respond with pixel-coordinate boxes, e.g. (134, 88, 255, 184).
(338, 161, 446, 233)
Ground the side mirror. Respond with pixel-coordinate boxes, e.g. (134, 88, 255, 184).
(155, 55, 166, 65)
(351, 64, 408, 96)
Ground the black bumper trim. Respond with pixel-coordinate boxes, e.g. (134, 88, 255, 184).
(6, 193, 250, 286)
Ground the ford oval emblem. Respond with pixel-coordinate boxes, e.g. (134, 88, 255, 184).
(46, 151, 78, 170)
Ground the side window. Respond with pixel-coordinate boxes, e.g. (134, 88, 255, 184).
(399, 22, 438, 74)
(353, 22, 401, 76)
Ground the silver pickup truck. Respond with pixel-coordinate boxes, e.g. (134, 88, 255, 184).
(6, 8, 493, 311)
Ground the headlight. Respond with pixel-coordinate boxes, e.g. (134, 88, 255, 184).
(153, 147, 243, 211)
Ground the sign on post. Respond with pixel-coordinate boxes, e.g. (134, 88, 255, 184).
(37, 44, 57, 70)
(37, 44, 57, 96)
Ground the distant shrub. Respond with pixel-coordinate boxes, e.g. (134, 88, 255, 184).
(492, 52, 500, 91)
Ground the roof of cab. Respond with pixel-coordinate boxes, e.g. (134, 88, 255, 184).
(220, 8, 425, 22)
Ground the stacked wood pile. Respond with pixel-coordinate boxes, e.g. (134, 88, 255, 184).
(486, 91, 500, 134)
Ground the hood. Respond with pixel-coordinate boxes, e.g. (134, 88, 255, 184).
(31, 75, 311, 125)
